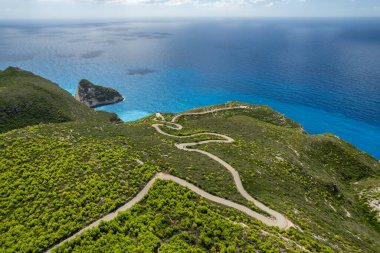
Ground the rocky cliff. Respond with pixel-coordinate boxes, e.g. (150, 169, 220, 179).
(75, 79, 124, 108)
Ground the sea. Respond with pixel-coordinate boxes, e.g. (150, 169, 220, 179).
(0, 18, 379, 159)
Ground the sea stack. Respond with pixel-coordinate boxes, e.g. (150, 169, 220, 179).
(75, 79, 124, 108)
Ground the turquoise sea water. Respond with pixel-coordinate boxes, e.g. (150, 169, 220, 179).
(0, 18, 379, 159)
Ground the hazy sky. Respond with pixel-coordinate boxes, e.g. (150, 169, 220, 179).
(1, 0, 380, 19)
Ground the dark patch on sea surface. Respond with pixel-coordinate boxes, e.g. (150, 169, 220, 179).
(80, 50, 104, 59)
(115, 31, 172, 40)
(0, 54, 34, 62)
(94, 40, 116, 45)
(128, 68, 157, 76)
(68, 38, 92, 43)
(56, 53, 75, 58)
(123, 38, 138, 41)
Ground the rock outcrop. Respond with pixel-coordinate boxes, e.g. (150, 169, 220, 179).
(75, 79, 124, 108)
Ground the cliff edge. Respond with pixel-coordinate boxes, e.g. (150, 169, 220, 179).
(75, 79, 124, 108)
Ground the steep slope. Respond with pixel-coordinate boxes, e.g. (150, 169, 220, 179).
(0, 67, 117, 133)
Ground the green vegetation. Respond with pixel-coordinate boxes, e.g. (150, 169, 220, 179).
(54, 181, 333, 253)
(0, 122, 160, 252)
(1, 68, 379, 252)
(356, 176, 380, 226)
(154, 102, 380, 252)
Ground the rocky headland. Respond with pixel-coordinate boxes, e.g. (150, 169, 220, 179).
(75, 79, 124, 108)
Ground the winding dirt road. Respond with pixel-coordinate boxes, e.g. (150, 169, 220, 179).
(46, 106, 293, 253)
(153, 106, 293, 230)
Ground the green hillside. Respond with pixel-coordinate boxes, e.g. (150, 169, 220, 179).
(54, 181, 333, 253)
(0, 67, 117, 133)
(146, 103, 380, 252)
(0, 69, 379, 253)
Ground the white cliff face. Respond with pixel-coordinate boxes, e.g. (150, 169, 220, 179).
(75, 79, 124, 108)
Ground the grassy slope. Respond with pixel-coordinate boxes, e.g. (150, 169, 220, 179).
(1, 69, 379, 252)
(0, 67, 117, 133)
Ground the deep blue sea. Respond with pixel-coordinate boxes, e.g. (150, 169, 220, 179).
(0, 18, 379, 159)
